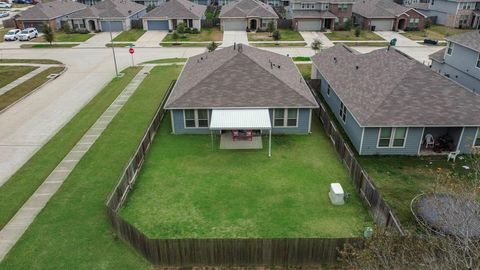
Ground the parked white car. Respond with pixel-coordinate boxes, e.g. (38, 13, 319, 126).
(0, 2, 12, 8)
(18, 28, 38, 41)
(3, 28, 20, 41)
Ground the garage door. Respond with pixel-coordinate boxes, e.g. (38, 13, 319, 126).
(370, 19, 393, 31)
(101, 21, 124, 32)
(146, 20, 169, 30)
(23, 21, 46, 32)
(297, 20, 321, 31)
(223, 19, 245, 31)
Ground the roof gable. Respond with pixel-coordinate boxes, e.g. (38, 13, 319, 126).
(69, 0, 145, 19)
(353, 0, 410, 18)
(446, 30, 480, 53)
(219, 0, 278, 18)
(18, 1, 86, 20)
(144, 0, 206, 19)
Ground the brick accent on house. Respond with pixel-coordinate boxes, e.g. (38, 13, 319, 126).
(329, 3, 353, 26)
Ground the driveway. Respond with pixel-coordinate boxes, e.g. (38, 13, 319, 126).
(76, 32, 121, 48)
(220, 31, 249, 47)
(373, 31, 420, 47)
(136, 31, 167, 47)
(300, 32, 334, 48)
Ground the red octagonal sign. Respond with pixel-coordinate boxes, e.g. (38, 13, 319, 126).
(129, 48, 134, 54)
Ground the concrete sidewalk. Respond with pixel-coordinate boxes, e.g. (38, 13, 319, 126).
(373, 31, 421, 47)
(0, 66, 49, 96)
(0, 65, 154, 262)
(300, 32, 334, 48)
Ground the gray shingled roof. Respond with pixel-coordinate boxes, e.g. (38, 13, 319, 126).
(69, 0, 145, 19)
(429, 48, 445, 63)
(312, 45, 480, 127)
(291, 0, 355, 3)
(17, 1, 86, 20)
(292, 10, 337, 19)
(445, 31, 480, 53)
(144, 0, 206, 19)
(219, 0, 278, 19)
(353, 0, 411, 18)
(165, 45, 318, 109)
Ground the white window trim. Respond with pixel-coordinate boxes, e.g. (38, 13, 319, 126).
(339, 102, 347, 123)
(273, 108, 299, 128)
(376, 127, 409, 149)
(183, 109, 209, 129)
(446, 42, 454, 56)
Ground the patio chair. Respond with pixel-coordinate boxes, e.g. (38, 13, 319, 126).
(231, 130, 239, 141)
(425, 134, 434, 148)
(447, 150, 460, 162)
(246, 130, 253, 141)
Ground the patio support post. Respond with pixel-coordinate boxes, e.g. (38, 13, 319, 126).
(211, 131, 214, 151)
(268, 129, 272, 157)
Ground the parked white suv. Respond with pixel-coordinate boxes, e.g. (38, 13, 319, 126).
(18, 28, 38, 41)
(0, 2, 12, 9)
(3, 28, 20, 41)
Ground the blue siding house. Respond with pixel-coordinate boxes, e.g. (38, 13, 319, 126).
(429, 31, 480, 94)
(312, 45, 480, 155)
(165, 45, 318, 155)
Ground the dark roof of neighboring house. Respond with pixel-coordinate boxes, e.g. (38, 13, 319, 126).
(69, 0, 145, 19)
(165, 45, 318, 109)
(290, 0, 355, 3)
(144, 0, 206, 19)
(429, 48, 445, 63)
(445, 30, 480, 53)
(407, 2, 429, 9)
(292, 10, 337, 19)
(353, 0, 418, 18)
(17, 1, 86, 20)
(312, 45, 480, 127)
(219, 0, 278, 19)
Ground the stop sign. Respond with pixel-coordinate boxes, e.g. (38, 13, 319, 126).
(129, 48, 134, 54)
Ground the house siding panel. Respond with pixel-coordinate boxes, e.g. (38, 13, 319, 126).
(458, 127, 478, 153)
(361, 127, 424, 155)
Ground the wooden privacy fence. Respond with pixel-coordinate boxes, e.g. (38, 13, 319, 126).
(201, 19, 220, 28)
(105, 79, 361, 266)
(308, 80, 404, 235)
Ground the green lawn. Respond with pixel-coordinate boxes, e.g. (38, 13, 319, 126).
(292, 56, 311, 62)
(162, 27, 223, 42)
(119, 116, 371, 238)
(248, 29, 304, 41)
(20, 44, 79, 48)
(401, 25, 473, 40)
(160, 42, 213, 47)
(34, 31, 93, 42)
(0, 66, 181, 269)
(334, 41, 390, 46)
(0, 67, 137, 230)
(0, 59, 63, 64)
(252, 42, 307, 47)
(141, 58, 187, 64)
(113, 29, 146, 42)
(105, 43, 132, 47)
(325, 30, 383, 41)
(0, 66, 38, 89)
(296, 63, 311, 81)
(0, 66, 65, 112)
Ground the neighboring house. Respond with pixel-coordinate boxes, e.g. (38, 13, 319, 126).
(429, 31, 480, 94)
(142, 0, 206, 30)
(14, 1, 86, 31)
(219, 0, 279, 31)
(406, 0, 480, 28)
(164, 44, 318, 139)
(288, 0, 355, 31)
(67, 0, 147, 32)
(311, 45, 480, 155)
(76, 0, 167, 7)
(353, 0, 426, 31)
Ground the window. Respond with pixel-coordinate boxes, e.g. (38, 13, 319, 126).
(338, 3, 348, 11)
(327, 84, 331, 96)
(377, 127, 408, 148)
(301, 3, 315, 9)
(274, 109, 298, 127)
(184, 109, 209, 128)
(461, 2, 472, 9)
(475, 128, 480, 147)
(477, 53, 480, 68)
(447, 42, 453, 55)
(339, 102, 346, 123)
(458, 15, 469, 26)
(409, 18, 419, 27)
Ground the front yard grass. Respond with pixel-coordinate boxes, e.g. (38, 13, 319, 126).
(112, 29, 146, 42)
(0, 59, 63, 64)
(324, 30, 384, 41)
(334, 41, 390, 46)
(400, 25, 472, 40)
(119, 116, 371, 238)
(162, 27, 223, 42)
(141, 58, 187, 64)
(0, 65, 181, 269)
(33, 31, 93, 42)
(160, 42, 213, 47)
(20, 43, 79, 48)
(247, 29, 304, 41)
(0, 66, 65, 111)
(252, 42, 307, 47)
(0, 66, 38, 88)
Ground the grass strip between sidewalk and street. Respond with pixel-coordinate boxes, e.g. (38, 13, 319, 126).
(0, 59, 63, 64)
(0, 67, 141, 230)
(0, 66, 65, 112)
(252, 42, 307, 47)
(0, 65, 181, 269)
(20, 44, 79, 49)
(0, 66, 38, 89)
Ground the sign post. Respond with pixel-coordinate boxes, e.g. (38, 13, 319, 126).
(129, 44, 135, 67)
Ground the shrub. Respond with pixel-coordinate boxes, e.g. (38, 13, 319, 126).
(207, 41, 218, 52)
(425, 19, 431, 29)
(344, 18, 353, 31)
(42, 23, 54, 44)
(176, 22, 186, 34)
(267, 21, 276, 33)
(272, 30, 281, 42)
(311, 39, 321, 53)
(354, 27, 361, 37)
(172, 31, 179, 43)
(61, 22, 72, 34)
(74, 29, 90, 34)
(191, 28, 199, 34)
(184, 27, 191, 34)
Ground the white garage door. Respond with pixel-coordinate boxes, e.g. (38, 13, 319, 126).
(223, 19, 245, 31)
(370, 19, 393, 31)
(297, 20, 322, 31)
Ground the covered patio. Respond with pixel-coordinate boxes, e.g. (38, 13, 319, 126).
(419, 127, 463, 155)
(209, 109, 272, 156)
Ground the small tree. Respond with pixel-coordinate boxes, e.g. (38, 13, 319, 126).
(354, 27, 361, 37)
(176, 22, 186, 34)
(61, 22, 72, 34)
(42, 23, 54, 45)
(207, 41, 218, 52)
(311, 39, 321, 53)
(267, 21, 276, 34)
(272, 30, 281, 43)
(343, 18, 352, 31)
(172, 31, 179, 44)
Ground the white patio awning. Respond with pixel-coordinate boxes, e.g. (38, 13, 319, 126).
(209, 109, 272, 130)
